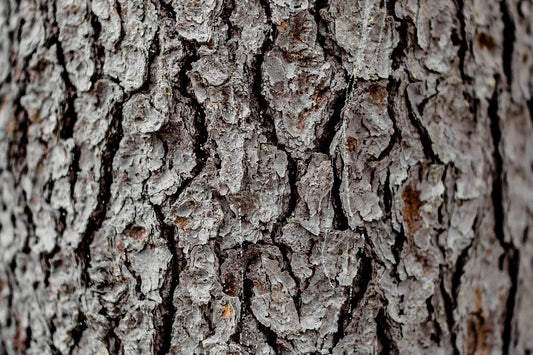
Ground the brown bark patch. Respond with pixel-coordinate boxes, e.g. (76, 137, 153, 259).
(465, 288, 493, 355)
(272, 81, 287, 99)
(13, 313, 28, 353)
(346, 137, 357, 153)
(367, 83, 388, 105)
(476, 33, 496, 51)
(312, 82, 328, 105)
(115, 239, 126, 252)
(402, 184, 423, 235)
(223, 272, 239, 297)
(282, 52, 293, 62)
(296, 109, 309, 131)
(289, 13, 309, 43)
(125, 225, 147, 242)
(174, 217, 190, 231)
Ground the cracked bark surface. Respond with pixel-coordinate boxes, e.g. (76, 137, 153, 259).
(0, 0, 533, 354)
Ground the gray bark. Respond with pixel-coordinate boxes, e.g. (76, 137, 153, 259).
(0, 0, 532, 354)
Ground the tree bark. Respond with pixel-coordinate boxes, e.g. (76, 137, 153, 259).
(0, 0, 532, 353)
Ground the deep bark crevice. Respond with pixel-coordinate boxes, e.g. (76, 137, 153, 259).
(48, 0, 79, 140)
(331, 157, 350, 231)
(373, 78, 402, 163)
(316, 79, 350, 155)
(450, 239, 474, 309)
(440, 270, 460, 355)
(500, 0, 515, 88)
(312, 0, 351, 157)
(375, 306, 399, 355)
(331, 248, 373, 349)
(388, 2, 409, 71)
(152, 204, 185, 355)
(166, 39, 209, 205)
(426, 296, 443, 345)
(453, 0, 472, 83)
(488, 81, 519, 355)
(253, 0, 278, 145)
(405, 90, 441, 164)
(221, 0, 236, 42)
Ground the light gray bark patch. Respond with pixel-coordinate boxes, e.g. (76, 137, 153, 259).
(56, 0, 95, 92)
(247, 245, 300, 337)
(162, 162, 223, 254)
(172, 0, 223, 43)
(92, 0, 122, 51)
(103, 0, 158, 92)
(326, 0, 397, 79)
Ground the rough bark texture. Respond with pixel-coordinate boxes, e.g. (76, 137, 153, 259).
(0, 0, 532, 354)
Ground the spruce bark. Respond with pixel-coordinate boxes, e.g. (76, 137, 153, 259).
(0, 0, 532, 354)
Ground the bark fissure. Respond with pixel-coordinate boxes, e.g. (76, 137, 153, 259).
(75, 100, 123, 286)
(374, 78, 402, 162)
(331, 248, 373, 349)
(241, 245, 281, 353)
(47, 0, 79, 140)
(375, 306, 399, 355)
(331, 158, 350, 230)
(316, 80, 350, 155)
(500, 0, 515, 87)
(253, 0, 277, 145)
(406, 91, 441, 163)
(152, 205, 184, 355)
(166, 39, 209, 205)
(440, 269, 461, 355)
(426, 296, 443, 345)
(453, 0, 471, 83)
(488, 83, 519, 355)
(6, 99, 29, 185)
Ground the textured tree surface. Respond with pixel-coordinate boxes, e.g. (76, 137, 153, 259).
(0, 0, 532, 353)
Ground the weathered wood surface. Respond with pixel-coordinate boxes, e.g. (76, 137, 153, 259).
(0, 0, 532, 353)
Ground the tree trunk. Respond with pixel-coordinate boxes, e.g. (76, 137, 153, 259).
(0, 0, 532, 353)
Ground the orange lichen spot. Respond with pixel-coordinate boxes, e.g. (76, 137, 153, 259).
(367, 83, 388, 105)
(477, 33, 496, 51)
(221, 303, 234, 319)
(278, 17, 288, 31)
(174, 216, 190, 230)
(402, 184, 423, 235)
(125, 225, 147, 242)
(465, 288, 493, 355)
(346, 137, 357, 153)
